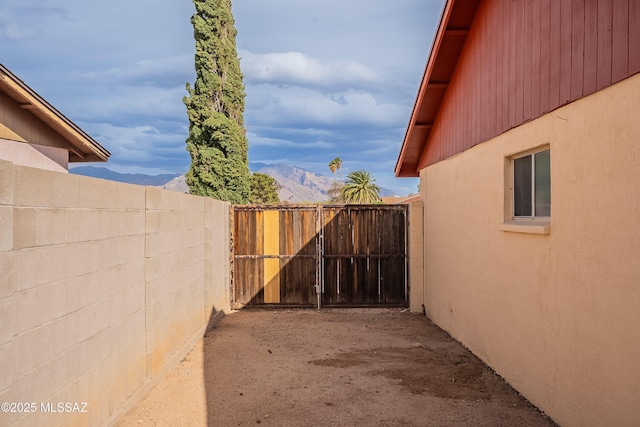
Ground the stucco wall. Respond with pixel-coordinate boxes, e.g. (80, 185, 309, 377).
(0, 90, 74, 152)
(0, 139, 68, 172)
(0, 160, 230, 426)
(408, 200, 424, 314)
(415, 72, 640, 426)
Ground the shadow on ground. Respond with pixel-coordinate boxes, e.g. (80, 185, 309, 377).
(201, 308, 557, 427)
(117, 309, 557, 426)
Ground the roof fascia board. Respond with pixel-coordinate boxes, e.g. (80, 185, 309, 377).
(395, 0, 457, 177)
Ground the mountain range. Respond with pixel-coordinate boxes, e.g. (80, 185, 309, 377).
(70, 166, 180, 186)
(70, 164, 394, 202)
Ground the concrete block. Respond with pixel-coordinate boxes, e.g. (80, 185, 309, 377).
(96, 178, 127, 209)
(109, 209, 145, 238)
(115, 309, 145, 351)
(74, 302, 110, 345)
(112, 258, 145, 294)
(17, 246, 64, 290)
(115, 180, 146, 210)
(145, 276, 173, 307)
(93, 178, 145, 210)
(0, 206, 14, 251)
(0, 388, 17, 427)
(0, 296, 14, 346)
(72, 241, 102, 278)
(0, 341, 16, 392)
(145, 228, 204, 259)
(204, 241, 215, 260)
(119, 335, 145, 379)
(52, 313, 78, 356)
(145, 298, 172, 338)
(124, 346, 146, 396)
(82, 327, 114, 368)
(15, 165, 56, 207)
(0, 159, 15, 206)
(145, 244, 204, 282)
(13, 207, 36, 250)
(146, 210, 203, 233)
(17, 282, 68, 333)
(12, 358, 41, 401)
(109, 285, 145, 323)
(144, 186, 164, 211)
(99, 235, 144, 269)
(65, 340, 92, 383)
(66, 209, 104, 243)
(65, 273, 101, 315)
(0, 252, 14, 299)
(36, 208, 67, 246)
(146, 186, 204, 212)
(205, 198, 230, 224)
(52, 170, 80, 208)
(73, 175, 106, 209)
(53, 376, 89, 412)
(37, 351, 68, 405)
(17, 321, 56, 375)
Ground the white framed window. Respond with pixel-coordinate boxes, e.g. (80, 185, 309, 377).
(500, 146, 551, 234)
(512, 148, 550, 219)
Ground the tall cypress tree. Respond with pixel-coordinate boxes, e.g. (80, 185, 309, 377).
(184, 0, 250, 203)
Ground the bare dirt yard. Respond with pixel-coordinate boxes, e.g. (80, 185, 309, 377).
(118, 308, 557, 426)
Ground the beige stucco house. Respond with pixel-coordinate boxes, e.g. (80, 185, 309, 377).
(0, 64, 109, 172)
(397, 1, 640, 426)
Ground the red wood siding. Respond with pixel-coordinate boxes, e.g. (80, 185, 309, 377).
(420, 0, 640, 169)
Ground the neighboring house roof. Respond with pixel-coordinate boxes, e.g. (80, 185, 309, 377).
(395, 0, 481, 177)
(0, 64, 110, 162)
(381, 194, 421, 205)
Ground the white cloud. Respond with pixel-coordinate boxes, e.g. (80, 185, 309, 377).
(69, 85, 188, 126)
(245, 85, 408, 128)
(247, 132, 333, 149)
(86, 123, 190, 172)
(240, 50, 379, 87)
(1, 24, 35, 41)
(80, 54, 193, 86)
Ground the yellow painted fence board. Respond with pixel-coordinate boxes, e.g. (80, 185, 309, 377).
(263, 210, 280, 303)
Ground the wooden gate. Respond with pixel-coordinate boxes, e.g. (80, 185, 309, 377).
(231, 205, 408, 308)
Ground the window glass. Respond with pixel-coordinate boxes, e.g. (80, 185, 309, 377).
(514, 155, 532, 216)
(534, 150, 551, 216)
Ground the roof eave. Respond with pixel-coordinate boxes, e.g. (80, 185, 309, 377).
(395, 0, 479, 177)
(395, 0, 455, 178)
(0, 64, 110, 162)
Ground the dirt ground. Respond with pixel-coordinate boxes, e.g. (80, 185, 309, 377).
(117, 308, 557, 427)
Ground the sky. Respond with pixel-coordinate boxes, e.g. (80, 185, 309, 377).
(1, 0, 444, 195)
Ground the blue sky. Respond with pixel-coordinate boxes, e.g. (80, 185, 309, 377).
(1, 0, 443, 195)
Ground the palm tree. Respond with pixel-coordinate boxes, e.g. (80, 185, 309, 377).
(328, 159, 337, 182)
(333, 157, 342, 183)
(342, 169, 381, 204)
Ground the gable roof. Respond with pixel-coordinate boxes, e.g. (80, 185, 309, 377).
(0, 64, 110, 162)
(395, 0, 480, 177)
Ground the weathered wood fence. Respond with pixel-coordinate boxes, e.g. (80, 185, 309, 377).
(231, 205, 408, 308)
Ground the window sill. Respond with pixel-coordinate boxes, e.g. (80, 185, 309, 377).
(499, 221, 550, 235)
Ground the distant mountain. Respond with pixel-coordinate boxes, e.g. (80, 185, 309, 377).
(70, 166, 180, 186)
(69, 164, 394, 202)
(252, 163, 334, 203)
(250, 163, 395, 203)
(161, 175, 189, 193)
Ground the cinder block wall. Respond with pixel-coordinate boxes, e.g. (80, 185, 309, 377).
(0, 160, 230, 426)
